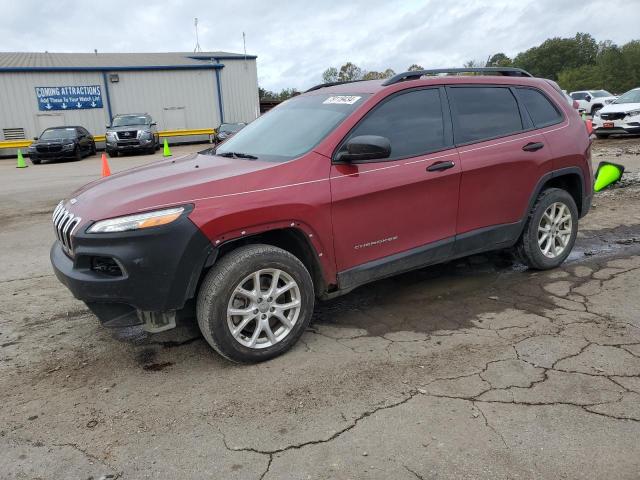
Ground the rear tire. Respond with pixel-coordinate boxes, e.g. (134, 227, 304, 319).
(516, 188, 578, 270)
(196, 244, 314, 363)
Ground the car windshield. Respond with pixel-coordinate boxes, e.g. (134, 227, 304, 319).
(40, 128, 76, 140)
(214, 93, 370, 162)
(220, 123, 245, 133)
(591, 90, 613, 98)
(112, 115, 149, 127)
(613, 89, 640, 104)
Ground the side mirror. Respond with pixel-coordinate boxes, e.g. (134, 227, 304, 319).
(33, 136, 38, 140)
(106, 125, 111, 129)
(336, 135, 391, 163)
(585, 95, 592, 102)
(150, 122, 157, 127)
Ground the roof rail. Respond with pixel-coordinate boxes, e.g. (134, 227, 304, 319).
(305, 79, 370, 92)
(381, 67, 533, 86)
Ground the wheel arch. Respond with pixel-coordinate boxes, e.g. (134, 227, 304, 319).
(214, 227, 329, 297)
(527, 167, 586, 218)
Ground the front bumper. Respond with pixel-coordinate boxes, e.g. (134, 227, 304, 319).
(50, 214, 214, 326)
(592, 116, 640, 135)
(29, 150, 77, 160)
(106, 138, 154, 151)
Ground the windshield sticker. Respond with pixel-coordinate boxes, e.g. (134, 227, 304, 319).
(323, 95, 362, 105)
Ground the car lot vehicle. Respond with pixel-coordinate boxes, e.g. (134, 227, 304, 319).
(592, 87, 640, 138)
(28, 126, 96, 164)
(569, 90, 617, 115)
(214, 122, 247, 144)
(105, 113, 159, 157)
(562, 90, 583, 113)
(51, 67, 593, 363)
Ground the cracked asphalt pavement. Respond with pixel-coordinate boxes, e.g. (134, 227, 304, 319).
(1, 139, 640, 479)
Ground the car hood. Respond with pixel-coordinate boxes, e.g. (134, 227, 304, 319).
(599, 102, 640, 114)
(65, 152, 280, 222)
(34, 138, 75, 145)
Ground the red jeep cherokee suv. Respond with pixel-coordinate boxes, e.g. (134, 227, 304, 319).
(51, 67, 593, 362)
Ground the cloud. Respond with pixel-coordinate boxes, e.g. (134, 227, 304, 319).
(0, 0, 638, 90)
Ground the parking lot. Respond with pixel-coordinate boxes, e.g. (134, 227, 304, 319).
(1, 138, 640, 479)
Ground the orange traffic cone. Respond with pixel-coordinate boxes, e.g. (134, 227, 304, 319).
(101, 152, 111, 177)
(582, 112, 593, 135)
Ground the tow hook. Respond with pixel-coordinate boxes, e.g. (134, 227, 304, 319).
(137, 310, 177, 333)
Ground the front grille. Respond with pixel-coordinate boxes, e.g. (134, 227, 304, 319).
(600, 112, 626, 120)
(117, 130, 138, 140)
(37, 143, 63, 153)
(52, 202, 82, 253)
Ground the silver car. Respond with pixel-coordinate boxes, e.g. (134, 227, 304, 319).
(105, 113, 160, 157)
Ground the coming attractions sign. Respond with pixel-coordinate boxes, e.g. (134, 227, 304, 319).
(35, 85, 104, 111)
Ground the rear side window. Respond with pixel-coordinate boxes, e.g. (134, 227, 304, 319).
(342, 88, 446, 160)
(448, 87, 523, 143)
(516, 88, 563, 128)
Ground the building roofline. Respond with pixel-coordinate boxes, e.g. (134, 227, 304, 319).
(189, 55, 258, 61)
(0, 63, 225, 73)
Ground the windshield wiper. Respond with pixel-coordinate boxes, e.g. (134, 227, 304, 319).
(216, 151, 258, 160)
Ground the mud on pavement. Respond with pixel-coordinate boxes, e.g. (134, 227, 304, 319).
(1, 138, 640, 479)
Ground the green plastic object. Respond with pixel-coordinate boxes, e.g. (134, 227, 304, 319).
(594, 161, 624, 192)
(16, 149, 27, 168)
(163, 138, 172, 157)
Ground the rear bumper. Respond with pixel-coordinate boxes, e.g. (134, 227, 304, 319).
(582, 192, 593, 218)
(50, 214, 214, 326)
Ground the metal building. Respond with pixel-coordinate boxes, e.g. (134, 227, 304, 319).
(0, 51, 259, 149)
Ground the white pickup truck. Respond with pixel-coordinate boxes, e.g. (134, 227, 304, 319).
(569, 90, 617, 115)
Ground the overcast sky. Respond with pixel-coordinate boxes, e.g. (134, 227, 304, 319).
(1, 0, 638, 91)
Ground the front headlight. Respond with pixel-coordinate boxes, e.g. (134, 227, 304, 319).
(139, 130, 152, 139)
(593, 111, 601, 118)
(627, 109, 640, 117)
(87, 207, 185, 233)
(28, 145, 37, 152)
(106, 132, 117, 140)
(62, 143, 75, 151)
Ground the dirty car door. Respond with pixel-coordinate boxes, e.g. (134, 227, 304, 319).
(330, 87, 460, 287)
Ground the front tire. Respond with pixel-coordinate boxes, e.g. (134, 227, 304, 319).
(517, 188, 578, 270)
(107, 149, 118, 158)
(196, 244, 314, 363)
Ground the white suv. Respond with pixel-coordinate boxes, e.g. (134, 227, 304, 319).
(592, 87, 640, 139)
(569, 90, 617, 115)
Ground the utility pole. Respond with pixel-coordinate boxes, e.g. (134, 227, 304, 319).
(194, 17, 202, 53)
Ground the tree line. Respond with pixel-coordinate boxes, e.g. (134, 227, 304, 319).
(259, 32, 639, 101)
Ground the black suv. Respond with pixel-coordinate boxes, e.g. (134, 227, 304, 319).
(105, 113, 160, 157)
(28, 126, 96, 164)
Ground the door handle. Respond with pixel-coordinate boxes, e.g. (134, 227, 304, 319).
(522, 142, 544, 152)
(426, 160, 455, 172)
